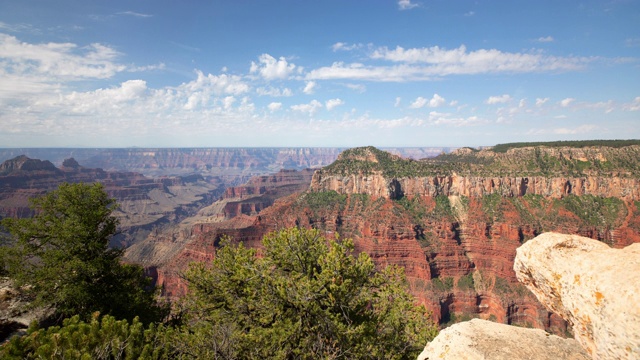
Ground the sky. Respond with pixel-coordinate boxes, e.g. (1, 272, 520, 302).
(0, 0, 639, 148)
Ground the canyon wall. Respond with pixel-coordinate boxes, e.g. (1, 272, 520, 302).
(0, 156, 226, 247)
(142, 145, 640, 335)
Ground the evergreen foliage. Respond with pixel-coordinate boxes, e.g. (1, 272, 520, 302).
(0, 314, 171, 360)
(492, 139, 640, 153)
(0, 183, 167, 324)
(181, 227, 437, 359)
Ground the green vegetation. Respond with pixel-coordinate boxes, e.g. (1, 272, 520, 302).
(1, 186, 438, 358)
(323, 146, 446, 178)
(301, 190, 347, 211)
(430, 277, 454, 292)
(396, 196, 428, 222)
(181, 227, 437, 359)
(323, 145, 640, 179)
(557, 195, 626, 228)
(456, 274, 475, 291)
(0, 183, 166, 324)
(1, 314, 170, 360)
(481, 193, 503, 223)
(492, 139, 640, 153)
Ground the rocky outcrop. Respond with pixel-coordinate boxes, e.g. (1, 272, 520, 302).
(0, 155, 59, 175)
(514, 233, 640, 359)
(417, 318, 589, 360)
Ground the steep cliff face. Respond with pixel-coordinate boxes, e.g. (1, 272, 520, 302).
(296, 146, 640, 333)
(311, 146, 640, 200)
(147, 145, 640, 335)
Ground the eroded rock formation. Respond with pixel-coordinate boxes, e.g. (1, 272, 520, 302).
(417, 318, 589, 360)
(514, 233, 640, 359)
(134, 145, 640, 335)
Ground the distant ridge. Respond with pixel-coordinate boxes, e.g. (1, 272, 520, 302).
(492, 140, 640, 153)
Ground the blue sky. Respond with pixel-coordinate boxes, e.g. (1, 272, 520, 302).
(1, 0, 639, 148)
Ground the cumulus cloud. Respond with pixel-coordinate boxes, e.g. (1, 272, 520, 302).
(560, 98, 575, 107)
(250, 53, 296, 80)
(536, 36, 554, 43)
(485, 94, 512, 104)
(409, 97, 427, 109)
(267, 102, 282, 112)
(398, 0, 419, 10)
(303, 81, 316, 94)
(291, 99, 322, 115)
(394, 97, 402, 107)
(410, 94, 446, 108)
(307, 44, 589, 82)
(535, 97, 549, 106)
(429, 93, 446, 107)
(325, 98, 344, 111)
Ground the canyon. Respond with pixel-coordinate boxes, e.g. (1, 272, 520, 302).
(124, 144, 640, 336)
(0, 147, 450, 177)
(2, 142, 639, 337)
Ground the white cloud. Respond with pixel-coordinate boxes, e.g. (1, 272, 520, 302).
(182, 70, 249, 95)
(486, 94, 512, 104)
(256, 86, 293, 97)
(307, 45, 589, 82)
(250, 53, 296, 80)
(518, 99, 526, 108)
(536, 36, 554, 43)
(394, 97, 402, 107)
(464, 11, 475, 17)
(410, 97, 428, 109)
(291, 99, 323, 115)
(535, 97, 549, 106)
(625, 97, 640, 111)
(0, 33, 126, 82)
(560, 98, 575, 107)
(222, 96, 236, 110)
(303, 81, 316, 94)
(429, 93, 446, 107)
(344, 83, 366, 93)
(428, 111, 485, 127)
(412, 94, 446, 108)
(267, 102, 282, 112)
(332, 42, 363, 52)
(325, 98, 344, 111)
(398, 0, 419, 10)
(117, 11, 153, 18)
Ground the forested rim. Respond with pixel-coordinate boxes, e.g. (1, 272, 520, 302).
(491, 140, 640, 153)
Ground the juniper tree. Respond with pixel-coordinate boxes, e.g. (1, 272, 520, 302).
(1, 182, 166, 324)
